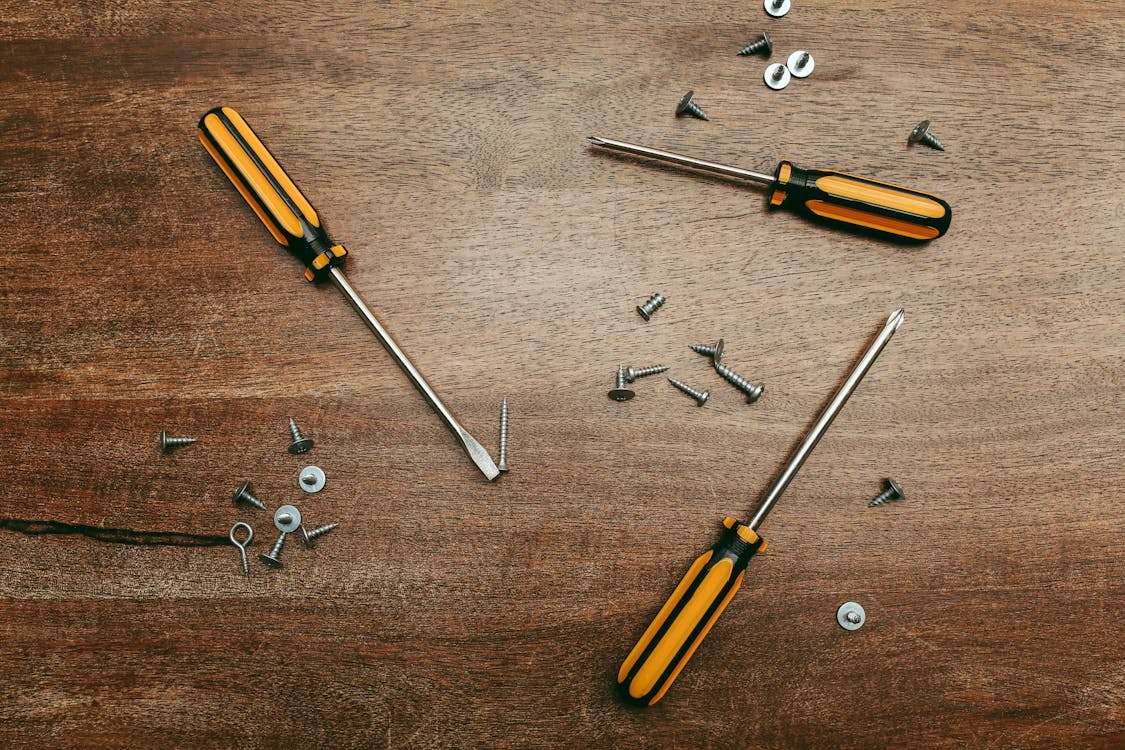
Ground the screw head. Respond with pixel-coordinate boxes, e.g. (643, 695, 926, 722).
(837, 601, 866, 631)
(884, 478, 905, 500)
(713, 339, 725, 366)
(745, 383, 765, 403)
(694, 390, 710, 406)
(274, 505, 302, 533)
(608, 387, 636, 402)
(288, 437, 314, 455)
(675, 90, 696, 117)
(257, 552, 284, 569)
(759, 31, 773, 55)
(909, 120, 932, 144)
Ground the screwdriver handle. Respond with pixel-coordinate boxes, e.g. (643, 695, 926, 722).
(197, 106, 348, 281)
(618, 517, 766, 706)
(770, 162, 952, 241)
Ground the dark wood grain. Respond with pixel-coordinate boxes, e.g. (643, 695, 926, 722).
(1, 1, 1122, 747)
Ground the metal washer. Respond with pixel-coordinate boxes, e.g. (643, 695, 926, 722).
(274, 505, 302, 533)
(765, 0, 791, 17)
(837, 601, 866, 631)
(764, 63, 791, 90)
(787, 50, 814, 78)
(298, 465, 326, 493)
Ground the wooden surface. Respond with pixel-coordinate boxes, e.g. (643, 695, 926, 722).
(1, 1, 1122, 747)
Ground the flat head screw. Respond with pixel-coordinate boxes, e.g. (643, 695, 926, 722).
(232, 481, 267, 511)
(675, 91, 710, 121)
(668, 377, 709, 406)
(765, 62, 790, 90)
(257, 531, 287, 569)
(624, 364, 670, 383)
(636, 292, 666, 320)
(287, 417, 314, 454)
(765, 0, 791, 18)
(787, 50, 814, 78)
(868, 478, 905, 507)
(301, 522, 340, 549)
(608, 364, 636, 402)
(159, 431, 197, 452)
(497, 398, 510, 473)
(737, 31, 772, 57)
(837, 602, 866, 630)
(712, 340, 764, 402)
(908, 120, 945, 151)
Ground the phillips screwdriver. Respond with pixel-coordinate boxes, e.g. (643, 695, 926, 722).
(587, 137, 951, 241)
(197, 107, 499, 480)
(617, 308, 904, 706)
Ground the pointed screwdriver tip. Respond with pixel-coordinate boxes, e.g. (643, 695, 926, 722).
(886, 308, 905, 332)
(587, 136, 607, 146)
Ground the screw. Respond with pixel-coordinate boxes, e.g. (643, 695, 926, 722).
(868, 478, 905, 507)
(232, 481, 267, 511)
(674, 91, 709, 122)
(837, 601, 865, 630)
(787, 50, 814, 78)
(689, 342, 721, 360)
(257, 531, 287, 568)
(668, 377, 709, 406)
(908, 120, 944, 151)
(498, 398, 510, 473)
(229, 522, 253, 575)
(286, 417, 314, 454)
(636, 292, 666, 321)
(624, 364, 670, 383)
(765, 0, 791, 18)
(712, 341, 764, 403)
(736, 31, 772, 57)
(764, 62, 790, 90)
(159, 430, 196, 452)
(608, 364, 636, 402)
(301, 522, 340, 548)
(298, 465, 326, 493)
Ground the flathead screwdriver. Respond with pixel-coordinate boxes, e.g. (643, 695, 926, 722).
(588, 137, 951, 241)
(198, 107, 499, 480)
(617, 309, 904, 706)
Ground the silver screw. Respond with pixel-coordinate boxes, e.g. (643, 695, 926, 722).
(868, 478, 905, 507)
(787, 50, 814, 78)
(498, 398, 510, 473)
(274, 504, 302, 533)
(765, 0, 791, 18)
(636, 292, 666, 321)
(287, 417, 314, 454)
(298, 465, 326, 493)
(257, 531, 287, 568)
(301, 522, 340, 548)
(159, 430, 196, 452)
(668, 377, 709, 406)
(736, 31, 772, 57)
(608, 364, 636, 402)
(689, 342, 721, 360)
(674, 91, 709, 121)
(712, 341, 764, 403)
(624, 364, 670, 383)
(764, 62, 791, 90)
(908, 120, 945, 151)
(229, 522, 253, 575)
(837, 601, 865, 630)
(232, 481, 267, 511)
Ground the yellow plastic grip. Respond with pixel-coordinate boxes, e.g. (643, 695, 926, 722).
(770, 161, 952, 240)
(617, 518, 765, 706)
(197, 106, 346, 280)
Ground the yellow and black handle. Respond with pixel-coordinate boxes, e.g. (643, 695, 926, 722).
(618, 517, 766, 706)
(769, 161, 952, 241)
(198, 106, 348, 281)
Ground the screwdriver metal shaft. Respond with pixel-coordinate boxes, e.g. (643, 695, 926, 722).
(747, 308, 904, 529)
(587, 136, 774, 186)
(328, 268, 499, 480)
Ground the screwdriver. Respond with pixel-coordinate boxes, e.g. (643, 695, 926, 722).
(587, 137, 951, 241)
(618, 309, 904, 706)
(197, 106, 499, 480)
